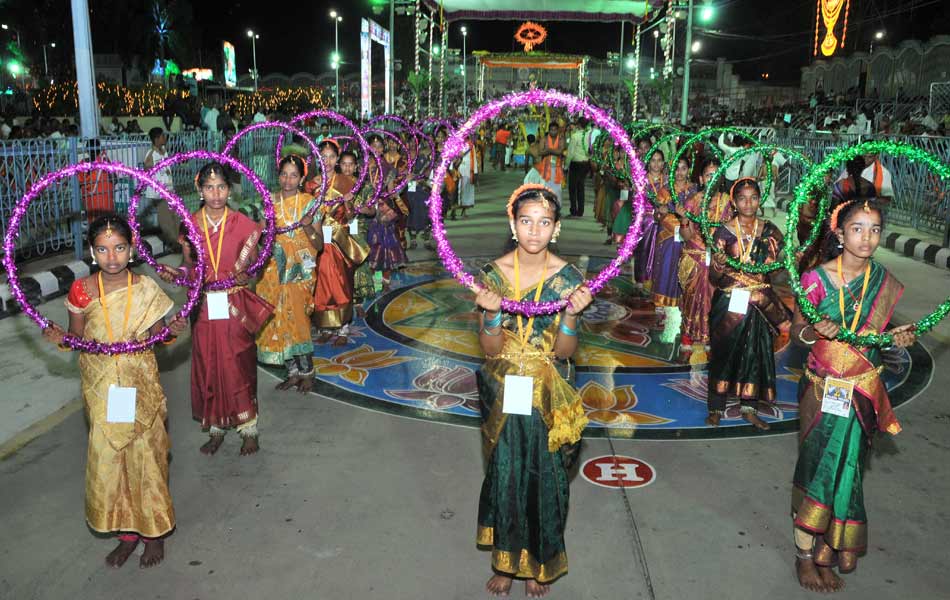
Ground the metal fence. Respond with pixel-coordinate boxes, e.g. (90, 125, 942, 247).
(0, 127, 319, 263)
(735, 127, 950, 241)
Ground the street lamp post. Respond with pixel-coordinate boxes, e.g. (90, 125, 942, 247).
(461, 26, 467, 116)
(680, 0, 694, 126)
(247, 29, 259, 93)
(870, 30, 884, 54)
(43, 42, 57, 78)
(653, 29, 659, 72)
(1, 24, 21, 48)
(330, 11, 342, 111)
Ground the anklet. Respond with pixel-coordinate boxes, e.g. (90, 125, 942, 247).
(795, 548, 815, 561)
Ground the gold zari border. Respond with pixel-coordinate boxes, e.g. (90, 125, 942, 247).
(477, 526, 568, 583)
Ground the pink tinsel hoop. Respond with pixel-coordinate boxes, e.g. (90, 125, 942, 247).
(426, 89, 649, 316)
(2, 161, 207, 354)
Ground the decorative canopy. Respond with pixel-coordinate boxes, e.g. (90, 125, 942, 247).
(420, 0, 663, 23)
(475, 52, 585, 70)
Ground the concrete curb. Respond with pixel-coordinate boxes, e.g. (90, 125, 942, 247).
(0, 235, 168, 319)
(774, 196, 949, 271)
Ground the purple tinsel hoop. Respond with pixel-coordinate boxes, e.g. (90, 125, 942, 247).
(277, 110, 371, 206)
(421, 117, 455, 137)
(362, 127, 413, 199)
(129, 150, 276, 291)
(364, 114, 427, 170)
(220, 120, 328, 233)
(427, 89, 648, 316)
(319, 134, 386, 209)
(1, 161, 207, 354)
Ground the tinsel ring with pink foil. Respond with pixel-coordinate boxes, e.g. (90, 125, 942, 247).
(427, 89, 648, 316)
(221, 120, 327, 233)
(129, 150, 275, 291)
(2, 161, 207, 354)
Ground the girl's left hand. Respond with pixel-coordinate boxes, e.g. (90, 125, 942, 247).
(889, 323, 917, 348)
(565, 285, 593, 316)
(167, 316, 187, 335)
(42, 323, 66, 345)
(234, 271, 250, 286)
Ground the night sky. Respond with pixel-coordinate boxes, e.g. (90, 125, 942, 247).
(187, 0, 947, 85)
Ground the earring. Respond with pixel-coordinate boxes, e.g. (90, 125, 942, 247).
(512, 232, 519, 242)
(837, 242, 844, 249)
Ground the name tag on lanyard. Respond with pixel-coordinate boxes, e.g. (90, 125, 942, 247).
(106, 384, 137, 423)
(408, 181, 417, 193)
(674, 226, 682, 243)
(728, 288, 751, 314)
(821, 377, 854, 417)
(348, 220, 359, 236)
(206, 291, 230, 320)
(299, 249, 316, 271)
(705, 249, 711, 266)
(502, 375, 534, 416)
(322, 225, 334, 245)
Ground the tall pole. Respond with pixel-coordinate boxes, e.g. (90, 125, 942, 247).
(615, 20, 624, 116)
(680, 0, 693, 126)
(462, 27, 467, 116)
(247, 31, 259, 93)
(389, 0, 395, 114)
(334, 18, 340, 111)
(632, 24, 642, 120)
(71, 0, 99, 139)
(43, 45, 49, 76)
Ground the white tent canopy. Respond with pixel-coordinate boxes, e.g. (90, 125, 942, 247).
(420, 0, 659, 23)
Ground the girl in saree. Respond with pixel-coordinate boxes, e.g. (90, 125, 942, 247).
(366, 134, 408, 292)
(707, 178, 792, 430)
(789, 199, 915, 593)
(615, 149, 666, 288)
(164, 162, 273, 457)
(474, 184, 593, 598)
(651, 156, 698, 310)
(256, 155, 322, 392)
(44, 216, 186, 568)
(310, 139, 368, 346)
(343, 150, 376, 312)
(678, 157, 733, 361)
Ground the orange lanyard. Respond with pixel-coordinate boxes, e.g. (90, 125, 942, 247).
(837, 256, 871, 333)
(513, 250, 549, 349)
(98, 271, 132, 384)
(201, 207, 228, 277)
(733, 218, 758, 264)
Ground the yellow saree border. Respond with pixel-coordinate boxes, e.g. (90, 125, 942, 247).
(477, 526, 569, 583)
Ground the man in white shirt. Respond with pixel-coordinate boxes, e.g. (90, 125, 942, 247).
(717, 133, 761, 189)
(203, 104, 219, 133)
(566, 118, 592, 217)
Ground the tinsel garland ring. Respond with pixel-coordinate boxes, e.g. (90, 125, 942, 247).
(129, 150, 276, 291)
(220, 120, 328, 233)
(784, 139, 950, 347)
(2, 161, 207, 354)
(427, 89, 649, 316)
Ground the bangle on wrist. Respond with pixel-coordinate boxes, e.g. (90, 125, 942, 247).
(483, 311, 502, 328)
(559, 323, 578, 337)
(797, 325, 817, 346)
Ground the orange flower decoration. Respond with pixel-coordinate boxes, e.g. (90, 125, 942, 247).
(312, 344, 412, 386)
(514, 22, 547, 52)
(580, 381, 672, 427)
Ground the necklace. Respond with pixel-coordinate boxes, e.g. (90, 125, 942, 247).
(733, 218, 758, 263)
(204, 210, 225, 233)
(836, 255, 871, 329)
(281, 192, 300, 227)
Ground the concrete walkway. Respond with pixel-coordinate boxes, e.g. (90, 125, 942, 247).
(1, 169, 949, 600)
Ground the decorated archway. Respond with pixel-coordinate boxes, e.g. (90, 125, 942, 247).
(474, 52, 590, 100)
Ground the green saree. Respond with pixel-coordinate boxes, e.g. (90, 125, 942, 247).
(792, 261, 903, 569)
(707, 220, 792, 412)
(475, 261, 588, 583)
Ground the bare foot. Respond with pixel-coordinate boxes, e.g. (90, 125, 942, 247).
(705, 413, 721, 427)
(818, 565, 845, 592)
(332, 335, 348, 347)
(742, 412, 771, 431)
(199, 434, 225, 456)
(296, 376, 314, 393)
(140, 539, 165, 569)
(276, 376, 300, 391)
(314, 332, 332, 345)
(240, 435, 259, 456)
(485, 574, 513, 597)
(105, 539, 138, 568)
(525, 580, 551, 598)
(796, 557, 827, 593)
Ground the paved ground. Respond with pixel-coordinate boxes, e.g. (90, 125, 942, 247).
(1, 169, 949, 600)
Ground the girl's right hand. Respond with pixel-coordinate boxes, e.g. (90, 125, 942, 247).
(474, 287, 502, 313)
(42, 323, 66, 345)
(812, 317, 841, 340)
